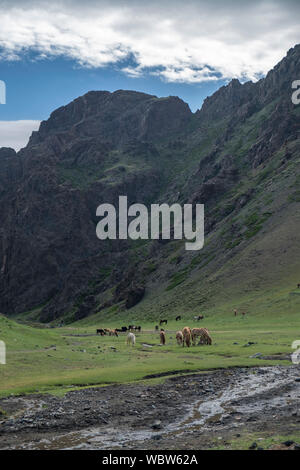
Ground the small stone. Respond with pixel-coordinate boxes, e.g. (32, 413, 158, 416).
(152, 420, 162, 430)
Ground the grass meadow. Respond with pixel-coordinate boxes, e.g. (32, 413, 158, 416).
(1, 295, 299, 398)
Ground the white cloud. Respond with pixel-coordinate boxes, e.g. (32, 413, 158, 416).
(0, 1, 299, 83)
(0, 120, 40, 151)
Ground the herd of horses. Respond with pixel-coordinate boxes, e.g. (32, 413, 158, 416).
(96, 316, 212, 348)
(96, 309, 245, 340)
(158, 315, 204, 325)
(96, 325, 141, 336)
(160, 326, 212, 347)
(96, 307, 250, 348)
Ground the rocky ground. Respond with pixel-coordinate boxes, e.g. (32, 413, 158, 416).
(0, 365, 299, 450)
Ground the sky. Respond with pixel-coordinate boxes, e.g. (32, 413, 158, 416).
(0, 0, 299, 150)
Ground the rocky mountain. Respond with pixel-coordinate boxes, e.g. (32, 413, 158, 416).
(0, 45, 299, 323)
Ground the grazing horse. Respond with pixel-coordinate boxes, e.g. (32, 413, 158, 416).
(160, 330, 166, 345)
(108, 329, 118, 337)
(176, 315, 181, 321)
(194, 315, 204, 321)
(202, 328, 212, 345)
(182, 326, 192, 347)
(191, 327, 212, 345)
(176, 330, 183, 345)
(126, 332, 136, 346)
(160, 319, 168, 326)
(234, 309, 237, 316)
(298, 284, 300, 289)
(121, 326, 128, 332)
(134, 326, 141, 332)
(96, 328, 106, 336)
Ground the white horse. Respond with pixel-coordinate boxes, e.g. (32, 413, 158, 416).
(126, 332, 136, 346)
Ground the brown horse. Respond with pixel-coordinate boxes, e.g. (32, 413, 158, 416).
(191, 327, 212, 345)
(182, 326, 191, 347)
(160, 330, 166, 345)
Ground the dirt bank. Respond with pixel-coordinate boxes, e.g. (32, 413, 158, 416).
(0, 365, 299, 450)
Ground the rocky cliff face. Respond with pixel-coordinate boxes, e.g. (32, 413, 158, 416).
(29, 90, 192, 147)
(0, 45, 299, 322)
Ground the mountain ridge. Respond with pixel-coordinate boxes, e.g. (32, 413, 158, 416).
(0, 44, 299, 322)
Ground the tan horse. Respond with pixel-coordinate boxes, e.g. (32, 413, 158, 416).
(182, 326, 191, 347)
(191, 327, 212, 345)
(176, 330, 183, 345)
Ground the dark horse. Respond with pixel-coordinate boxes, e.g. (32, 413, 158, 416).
(195, 315, 204, 321)
(160, 319, 168, 326)
(96, 328, 106, 336)
(176, 315, 181, 321)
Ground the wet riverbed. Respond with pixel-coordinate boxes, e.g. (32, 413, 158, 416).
(0, 365, 299, 450)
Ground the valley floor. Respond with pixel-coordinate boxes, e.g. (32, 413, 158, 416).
(0, 365, 299, 450)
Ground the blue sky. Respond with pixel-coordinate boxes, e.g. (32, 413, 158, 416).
(0, 54, 225, 120)
(0, 0, 299, 150)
